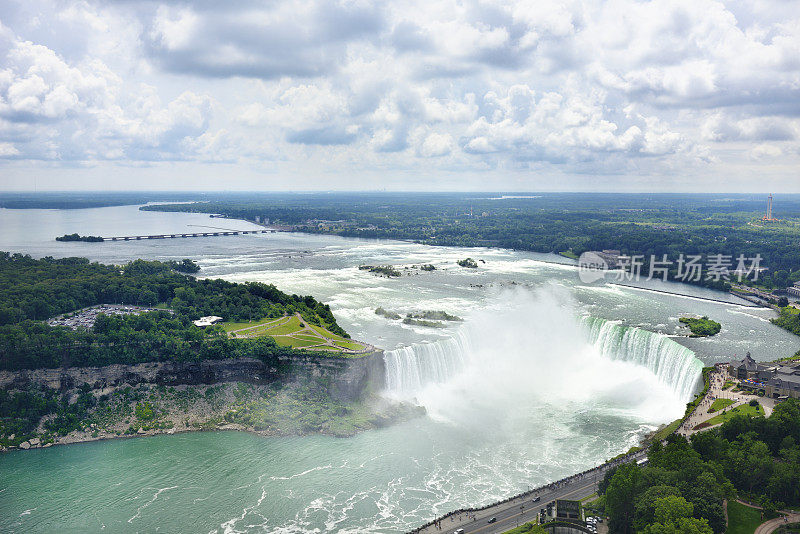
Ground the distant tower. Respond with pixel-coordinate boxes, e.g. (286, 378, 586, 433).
(763, 194, 777, 221)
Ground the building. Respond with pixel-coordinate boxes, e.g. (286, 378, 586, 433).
(730, 354, 800, 399)
(193, 315, 223, 327)
(765, 366, 800, 399)
(787, 282, 800, 298)
(555, 499, 582, 522)
(729, 353, 768, 379)
(586, 249, 621, 268)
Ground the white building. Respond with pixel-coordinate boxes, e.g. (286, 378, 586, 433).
(193, 316, 223, 327)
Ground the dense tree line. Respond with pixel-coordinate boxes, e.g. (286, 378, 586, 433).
(772, 307, 800, 336)
(0, 312, 299, 369)
(0, 191, 200, 209)
(0, 253, 349, 370)
(599, 399, 800, 533)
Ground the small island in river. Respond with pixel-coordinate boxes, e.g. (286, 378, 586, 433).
(56, 233, 104, 242)
(679, 316, 722, 337)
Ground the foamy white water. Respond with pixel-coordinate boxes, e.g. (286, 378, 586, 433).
(383, 288, 700, 429)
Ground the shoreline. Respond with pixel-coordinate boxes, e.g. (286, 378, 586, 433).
(2, 384, 425, 453)
(3, 406, 424, 454)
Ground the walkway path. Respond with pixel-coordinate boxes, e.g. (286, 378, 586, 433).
(677, 367, 766, 437)
(412, 450, 647, 534)
(754, 513, 800, 534)
(734, 500, 800, 534)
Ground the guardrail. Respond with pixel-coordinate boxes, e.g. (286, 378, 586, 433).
(406, 450, 647, 533)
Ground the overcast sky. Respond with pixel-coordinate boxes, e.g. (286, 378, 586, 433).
(0, 0, 798, 192)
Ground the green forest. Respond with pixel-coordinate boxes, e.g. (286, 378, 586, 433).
(772, 307, 800, 336)
(597, 399, 800, 533)
(0, 252, 349, 370)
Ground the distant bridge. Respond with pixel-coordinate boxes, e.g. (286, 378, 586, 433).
(104, 230, 273, 241)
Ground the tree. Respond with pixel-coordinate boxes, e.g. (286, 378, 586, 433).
(634, 485, 681, 531)
(641, 496, 713, 534)
(605, 463, 640, 534)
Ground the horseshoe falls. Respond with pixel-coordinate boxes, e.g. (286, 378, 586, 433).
(581, 316, 703, 401)
(382, 290, 703, 427)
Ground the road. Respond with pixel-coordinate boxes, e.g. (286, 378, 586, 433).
(413, 453, 645, 534)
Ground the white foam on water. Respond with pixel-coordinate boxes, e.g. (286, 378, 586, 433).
(383, 286, 702, 427)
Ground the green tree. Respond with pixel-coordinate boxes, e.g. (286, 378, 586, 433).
(605, 463, 640, 534)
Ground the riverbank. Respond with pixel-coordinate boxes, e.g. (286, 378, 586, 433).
(0, 351, 430, 452)
(2, 378, 425, 453)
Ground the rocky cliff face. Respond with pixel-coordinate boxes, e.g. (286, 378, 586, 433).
(0, 351, 386, 402)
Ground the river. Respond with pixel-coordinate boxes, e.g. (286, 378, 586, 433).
(1, 204, 798, 533)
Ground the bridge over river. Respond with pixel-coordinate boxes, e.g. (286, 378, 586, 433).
(104, 229, 273, 241)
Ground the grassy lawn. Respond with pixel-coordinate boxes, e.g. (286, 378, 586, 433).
(726, 500, 777, 534)
(267, 316, 306, 335)
(272, 336, 323, 348)
(709, 398, 735, 413)
(294, 334, 326, 342)
(308, 323, 348, 341)
(723, 381, 736, 390)
(220, 314, 363, 352)
(333, 340, 366, 351)
(651, 418, 682, 442)
(220, 316, 284, 332)
(707, 403, 764, 426)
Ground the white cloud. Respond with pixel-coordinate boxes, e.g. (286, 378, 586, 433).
(0, 0, 798, 190)
(417, 131, 454, 157)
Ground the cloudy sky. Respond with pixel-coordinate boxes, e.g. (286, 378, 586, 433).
(0, 0, 798, 191)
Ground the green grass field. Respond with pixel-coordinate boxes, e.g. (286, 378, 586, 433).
(651, 418, 682, 442)
(707, 403, 764, 426)
(220, 316, 285, 333)
(221, 314, 368, 352)
(709, 398, 735, 413)
(726, 500, 776, 534)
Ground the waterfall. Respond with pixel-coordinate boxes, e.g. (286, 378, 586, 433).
(383, 329, 474, 396)
(383, 316, 703, 401)
(580, 316, 703, 401)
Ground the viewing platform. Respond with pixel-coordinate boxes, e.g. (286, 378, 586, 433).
(104, 230, 271, 241)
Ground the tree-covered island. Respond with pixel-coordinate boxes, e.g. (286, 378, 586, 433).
(0, 252, 418, 451)
(55, 233, 104, 242)
(679, 316, 722, 337)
